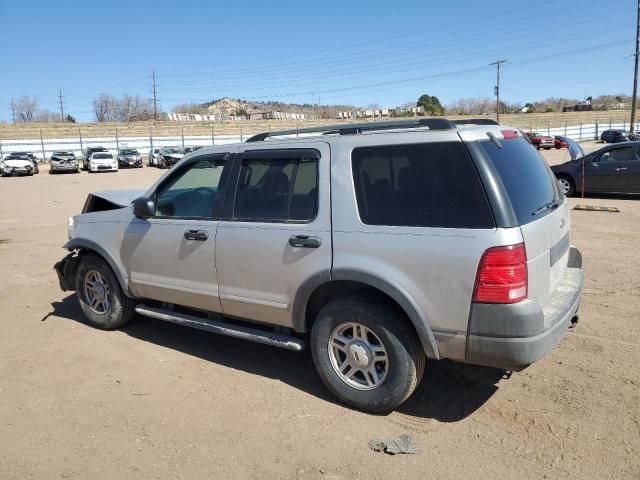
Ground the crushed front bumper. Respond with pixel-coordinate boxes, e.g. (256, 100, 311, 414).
(54, 252, 80, 291)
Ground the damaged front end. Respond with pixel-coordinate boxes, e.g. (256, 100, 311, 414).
(53, 252, 81, 292)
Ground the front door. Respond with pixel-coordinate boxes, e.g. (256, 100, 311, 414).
(123, 153, 232, 311)
(215, 143, 331, 327)
(583, 145, 637, 193)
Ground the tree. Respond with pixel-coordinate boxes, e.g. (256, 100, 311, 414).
(416, 94, 445, 115)
(64, 114, 76, 123)
(14, 96, 38, 122)
(92, 93, 116, 122)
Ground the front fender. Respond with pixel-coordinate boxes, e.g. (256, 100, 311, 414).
(63, 238, 133, 297)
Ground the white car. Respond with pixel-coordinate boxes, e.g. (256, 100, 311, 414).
(88, 152, 118, 173)
(1, 154, 36, 176)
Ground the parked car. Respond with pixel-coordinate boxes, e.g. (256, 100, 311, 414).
(148, 148, 161, 167)
(50, 151, 79, 174)
(82, 147, 109, 170)
(551, 140, 640, 196)
(183, 146, 206, 154)
(88, 151, 118, 173)
(117, 148, 142, 168)
(9, 151, 38, 174)
(600, 129, 630, 143)
(1, 154, 36, 176)
(554, 136, 568, 149)
(525, 132, 555, 149)
(54, 119, 584, 413)
(156, 147, 184, 168)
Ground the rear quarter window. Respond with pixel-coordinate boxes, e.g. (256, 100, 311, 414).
(351, 142, 494, 228)
(480, 137, 558, 224)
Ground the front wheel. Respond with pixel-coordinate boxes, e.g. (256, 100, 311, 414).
(75, 253, 136, 330)
(311, 297, 424, 413)
(557, 175, 575, 197)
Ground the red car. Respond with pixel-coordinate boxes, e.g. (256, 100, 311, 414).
(525, 132, 555, 150)
(554, 136, 568, 149)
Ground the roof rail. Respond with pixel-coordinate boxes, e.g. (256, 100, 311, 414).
(452, 118, 499, 126)
(245, 118, 456, 142)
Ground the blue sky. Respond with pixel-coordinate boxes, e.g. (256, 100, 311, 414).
(0, 0, 636, 121)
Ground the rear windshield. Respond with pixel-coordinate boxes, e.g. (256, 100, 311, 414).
(480, 137, 558, 224)
(121, 149, 138, 155)
(352, 142, 494, 228)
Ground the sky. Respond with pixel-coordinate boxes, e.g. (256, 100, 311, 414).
(0, 0, 637, 122)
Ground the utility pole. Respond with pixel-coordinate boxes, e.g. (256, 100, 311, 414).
(57, 89, 66, 122)
(489, 59, 507, 123)
(630, 0, 640, 133)
(10, 99, 16, 124)
(151, 69, 158, 121)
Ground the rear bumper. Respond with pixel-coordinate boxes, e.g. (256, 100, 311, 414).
(465, 247, 584, 371)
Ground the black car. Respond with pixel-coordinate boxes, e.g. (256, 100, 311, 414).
(600, 129, 630, 143)
(9, 151, 39, 174)
(551, 141, 640, 196)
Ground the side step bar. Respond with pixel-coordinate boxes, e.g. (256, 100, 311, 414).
(135, 305, 305, 352)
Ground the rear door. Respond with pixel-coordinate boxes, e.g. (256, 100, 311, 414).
(215, 143, 331, 327)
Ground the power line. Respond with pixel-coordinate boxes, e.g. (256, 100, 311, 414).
(489, 60, 507, 122)
(58, 89, 66, 121)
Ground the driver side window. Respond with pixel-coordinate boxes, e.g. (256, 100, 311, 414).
(154, 155, 229, 219)
(594, 147, 634, 163)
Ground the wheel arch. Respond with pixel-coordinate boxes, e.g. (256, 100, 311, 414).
(63, 238, 133, 297)
(292, 269, 440, 359)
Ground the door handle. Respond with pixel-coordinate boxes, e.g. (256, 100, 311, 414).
(288, 235, 321, 248)
(615, 167, 628, 171)
(184, 229, 209, 241)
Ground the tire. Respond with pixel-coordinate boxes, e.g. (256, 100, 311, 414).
(536, 145, 540, 150)
(75, 253, 136, 330)
(557, 174, 575, 197)
(310, 297, 425, 413)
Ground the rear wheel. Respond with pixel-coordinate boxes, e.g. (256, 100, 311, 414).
(311, 297, 424, 413)
(75, 253, 136, 330)
(557, 174, 575, 197)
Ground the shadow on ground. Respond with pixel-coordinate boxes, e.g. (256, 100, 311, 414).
(47, 294, 507, 421)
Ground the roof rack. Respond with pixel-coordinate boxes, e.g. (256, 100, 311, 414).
(452, 118, 499, 126)
(245, 118, 456, 142)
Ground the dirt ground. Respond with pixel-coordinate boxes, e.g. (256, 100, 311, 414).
(0, 144, 638, 479)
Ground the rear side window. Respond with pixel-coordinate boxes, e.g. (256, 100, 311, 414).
(480, 137, 557, 224)
(352, 142, 493, 228)
(233, 154, 318, 222)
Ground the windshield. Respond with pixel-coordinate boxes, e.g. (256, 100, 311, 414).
(93, 153, 112, 159)
(480, 137, 559, 224)
(163, 148, 182, 154)
(120, 149, 138, 155)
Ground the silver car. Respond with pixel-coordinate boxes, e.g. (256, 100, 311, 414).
(49, 151, 79, 174)
(54, 119, 584, 412)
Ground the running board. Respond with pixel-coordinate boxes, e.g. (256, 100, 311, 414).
(135, 305, 305, 352)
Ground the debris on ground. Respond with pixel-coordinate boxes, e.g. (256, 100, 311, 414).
(368, 434, 421, 455)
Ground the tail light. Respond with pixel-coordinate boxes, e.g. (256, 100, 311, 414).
(473, 243, 527, 304)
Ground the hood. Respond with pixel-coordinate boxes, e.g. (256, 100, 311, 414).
(165, 153, 184, 159)
(91, 189, 146, 207)
(52, 155, 76, 162)
(555, 136, 584, 161)
(2, 159, 32, 168)
(91, 157, 114, 163)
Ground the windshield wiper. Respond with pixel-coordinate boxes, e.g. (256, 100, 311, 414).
(532, 199, 562, 216)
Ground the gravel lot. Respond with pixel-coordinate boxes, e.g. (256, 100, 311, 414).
(0, 144, 638, 479)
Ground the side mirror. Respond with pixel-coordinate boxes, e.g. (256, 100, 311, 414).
(133, 196, 155, 219)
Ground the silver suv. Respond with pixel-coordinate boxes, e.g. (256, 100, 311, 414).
(54, 119, 584, 412)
